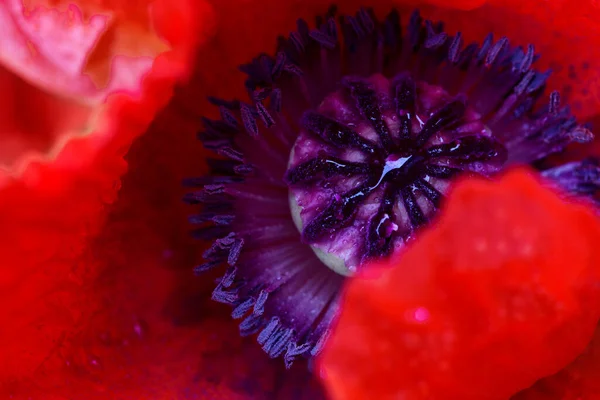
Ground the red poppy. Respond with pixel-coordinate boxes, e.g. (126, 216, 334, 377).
(1, 0, 600, 399)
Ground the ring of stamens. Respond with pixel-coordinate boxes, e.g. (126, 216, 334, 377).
(186, 7, 598, 367)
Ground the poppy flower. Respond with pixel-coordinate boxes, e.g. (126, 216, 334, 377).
(2, 0, 600, 399)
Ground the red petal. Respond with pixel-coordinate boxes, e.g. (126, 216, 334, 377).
(0, 0, 208, 175)
(319, 169, 600, 399)
(0, 0, 212, 389)
(514, 326, 600, 399)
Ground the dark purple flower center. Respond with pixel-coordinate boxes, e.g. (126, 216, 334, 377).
(286, 74, 507, 274)
(185, 7, 599, 366)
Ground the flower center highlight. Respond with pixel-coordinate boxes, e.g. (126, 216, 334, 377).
(286, 73, 506, 275)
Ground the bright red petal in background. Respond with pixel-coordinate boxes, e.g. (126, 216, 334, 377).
(0, 0, 210, 175)
(319, 170, 600, 400)
(0, 0, 214, 392)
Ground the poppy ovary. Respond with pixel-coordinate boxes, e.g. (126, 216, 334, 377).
(285, 73, 508, 275)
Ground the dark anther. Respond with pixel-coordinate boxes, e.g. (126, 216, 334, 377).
(415, 99, 466, 147)
(301, 111, 378, 154)
(344, 78, 395, 151)
(285, 157, 372, 185)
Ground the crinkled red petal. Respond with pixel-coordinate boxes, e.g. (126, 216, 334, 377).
(319, 169, 600, 400)
(0, 0, 208, 175)
(0, 0, 213, 393)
